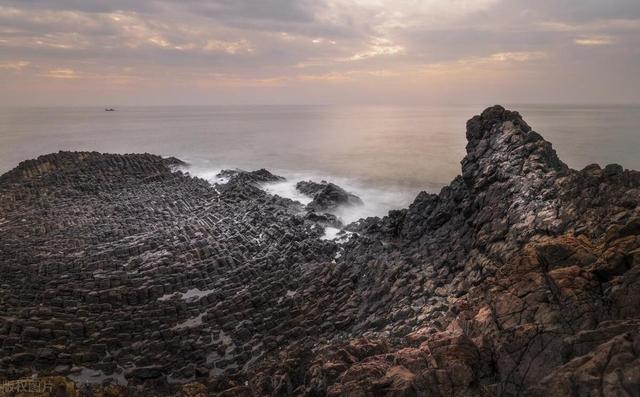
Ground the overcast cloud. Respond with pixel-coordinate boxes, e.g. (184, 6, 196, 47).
(0, 0, 638, 105)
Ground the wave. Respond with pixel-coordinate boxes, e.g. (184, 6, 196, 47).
(183, 164, 423, 237)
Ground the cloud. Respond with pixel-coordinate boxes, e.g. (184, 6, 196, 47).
(346, 38, 404, 61)
(574, 36, 613, 46)
(297, 71, 353, 81)
(0, 0, 154, 13)
(487, 51, 547, 62)
(0, 60, 30, 70)
(175, 0, 318, 23)
(0, 0, 639, 105)
(45, 68, 77, 78)
(415, 51, 547, 76)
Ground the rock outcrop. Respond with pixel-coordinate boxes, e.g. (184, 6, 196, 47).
(217, 169, 285, 185)
(1, 106, 639, 396)
(296, 181, 363, 213)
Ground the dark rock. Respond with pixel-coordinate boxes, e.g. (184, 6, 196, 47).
(218, 168, 284, 184)
(295, 180, 329, 196)
(126, 365, 164, 380)
(163, 156, 187, 167)
(296, 180, 363, 212)
(2, 106, 640, 397)
(6, 353, 36, 365)
(304, 211, 343, 228)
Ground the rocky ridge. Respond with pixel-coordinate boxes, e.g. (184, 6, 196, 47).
(1, 106, 639, 396)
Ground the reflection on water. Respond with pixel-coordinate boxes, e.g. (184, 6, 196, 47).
(1, 104, 638, 217)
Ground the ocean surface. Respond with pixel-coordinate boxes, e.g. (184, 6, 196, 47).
(1, 105, 639, 223)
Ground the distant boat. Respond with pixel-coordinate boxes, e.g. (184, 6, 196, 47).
(105, 108, 115, 111)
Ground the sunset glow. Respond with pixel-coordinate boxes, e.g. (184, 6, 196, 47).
(1, 0, 639, 105)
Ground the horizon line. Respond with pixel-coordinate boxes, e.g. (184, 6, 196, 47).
(2, 102, 640, 108)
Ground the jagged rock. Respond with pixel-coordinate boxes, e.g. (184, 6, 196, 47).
(1, 106, 639, 396)
(125, 366, 164, 381)
(296, 180, 363, 212)
(216, 168, 290, 205)
(295, 180, 331, 196)
(217, 168, 284, 184)
(303, 211, 343, 228)
(164, 157, 187, 167)
(532, 332, 640, 397)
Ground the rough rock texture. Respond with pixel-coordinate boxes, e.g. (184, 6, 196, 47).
(1, 106, 639, 396)
(217, 169, 285, 185)
(0, 152, 335, 395)
(296, 181, 363, 213)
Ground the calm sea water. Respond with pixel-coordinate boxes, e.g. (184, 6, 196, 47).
(1, 105, 638, 222)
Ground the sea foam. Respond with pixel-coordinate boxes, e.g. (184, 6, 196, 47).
(184, 165, 419, 238)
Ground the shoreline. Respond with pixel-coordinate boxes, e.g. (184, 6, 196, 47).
(1, 106, 639, 396)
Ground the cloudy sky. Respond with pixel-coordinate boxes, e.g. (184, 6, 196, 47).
(1, 0, 639, 105)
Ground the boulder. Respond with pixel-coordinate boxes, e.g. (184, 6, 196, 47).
(296, 181, 363, 212)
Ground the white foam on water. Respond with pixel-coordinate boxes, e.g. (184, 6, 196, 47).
(183, 164, 422, 234)
(179, 164, 234, 185)
(321, 227, 342, 240)
(260, 180, 313, 205)
(259, 169, 420, 225)
(322, 228, 355, 243)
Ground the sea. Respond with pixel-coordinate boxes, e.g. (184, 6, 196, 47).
(1, 104, 638, 224)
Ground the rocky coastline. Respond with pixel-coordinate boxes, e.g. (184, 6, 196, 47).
(1, 106, 639, 396)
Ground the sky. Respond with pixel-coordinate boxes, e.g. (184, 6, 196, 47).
(0, 0, 639, 106)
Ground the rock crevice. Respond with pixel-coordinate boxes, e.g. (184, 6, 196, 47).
(1, 106, 639, 396)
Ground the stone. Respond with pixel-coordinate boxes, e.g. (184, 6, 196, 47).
(125, 365, 164, 380)
(1, 106, 640, 396)
(217, 168, 284, 184)
(296, 180, 363, 212)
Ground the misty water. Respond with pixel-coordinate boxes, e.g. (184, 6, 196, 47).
(1, 105, 639, 223)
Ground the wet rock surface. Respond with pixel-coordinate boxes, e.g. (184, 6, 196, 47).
(1, 106, 639, 396)
(296, 181, 363, 213)
(218, 169, 285, 184)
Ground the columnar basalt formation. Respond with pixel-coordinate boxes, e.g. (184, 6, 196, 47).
(1, 106, 639, 396)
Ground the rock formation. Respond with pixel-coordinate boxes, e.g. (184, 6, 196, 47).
(296, 181, 363, 213)
(1, 106, 639, 396)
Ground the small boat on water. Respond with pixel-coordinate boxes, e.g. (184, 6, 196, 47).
(105, 108, 115, 111)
